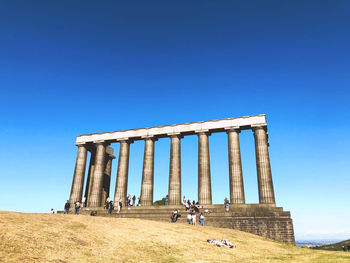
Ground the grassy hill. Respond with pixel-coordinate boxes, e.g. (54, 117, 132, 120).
(0, 211, 349, 263)
(312, 239, 350, 251)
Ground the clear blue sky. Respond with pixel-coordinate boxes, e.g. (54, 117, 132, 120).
(0, 1, 349, 240)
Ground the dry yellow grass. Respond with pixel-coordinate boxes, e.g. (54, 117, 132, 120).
(0, 211, 349, 263)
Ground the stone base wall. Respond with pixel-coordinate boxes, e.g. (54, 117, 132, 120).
(209, 216, 295, 244)
(79, 204, 295, 244)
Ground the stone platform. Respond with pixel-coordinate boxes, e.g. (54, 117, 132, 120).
(79, 204, 295, 244)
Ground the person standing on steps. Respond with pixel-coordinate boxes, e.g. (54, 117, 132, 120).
(185, 201, 190, 211)
(187, 212, 192, 224)
(64, 200, 70, 214)
(108, 201, 114, 214)
(224, 197, 229, 204)
(224, 198, 230, 212)
(199, 212, 205, 226)
(75, 201, 81, 215)
(127, 194, 131, 206)
(192, 212, 197, 225)
(132, 195, 136, 206)
(118, 199, 122, 213)
(165, 195, 169, 206)
(81, 196, 86, 208)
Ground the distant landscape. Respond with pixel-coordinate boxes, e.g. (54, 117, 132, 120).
(296, 240, 343, 248)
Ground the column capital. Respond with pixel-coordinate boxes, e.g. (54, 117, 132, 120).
(195, 130, 211, 136)
(75, 143, 87, 147)
(251, 124, 267, 132)
(93, 140, 110, 146)
(167, 133, 184, 139)
(141, 135, 158, 141)
(116, 138, 134, 144)
(225, 126, 241, 134)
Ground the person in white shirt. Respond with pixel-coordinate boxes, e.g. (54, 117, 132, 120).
(191, 213, 196, 225)
(187, 212, 192, 224)
(75, 201, 81, 215)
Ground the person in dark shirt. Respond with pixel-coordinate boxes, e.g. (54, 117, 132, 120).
(108, 201, 114, 214)
(132, 195, 136, 206)
(64, 200, 70, 214)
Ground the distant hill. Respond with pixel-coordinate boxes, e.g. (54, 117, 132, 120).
(0, 211, 349, 262)
(312, 239, 350, 251)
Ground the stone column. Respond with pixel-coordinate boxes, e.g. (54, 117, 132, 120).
(114, 140, 131, 206)
(84, 147, 96, 204)
(87, 142, 107, 207)
(140, 137, 156, 206)
(168, 135, 182, 205)
(69, 145, 88, 206)
(197, 132, 212, 205)
(102, 150, 114, 205)
(227, 128, 245, 204)
(253, 126, 276, 204)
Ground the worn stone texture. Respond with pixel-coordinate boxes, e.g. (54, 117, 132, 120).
(140, 138, 156, 206)
(254, 127, 275, 204)
(114, 140, 131, 206)
(168, 135, 181, 205)
(198, 132, 212, 205)
(101, 156, 112, 204)
(87, 143, 106, 207)
(84, 147, 96, 204)
(227, 129, 245, 204)
(69, 145, 87, 206)
(76, 115, 267, 145)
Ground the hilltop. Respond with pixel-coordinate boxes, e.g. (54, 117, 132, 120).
(312, 239, 350, 251)
(0, 211, 349, 263)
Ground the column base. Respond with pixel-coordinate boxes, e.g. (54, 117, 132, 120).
(141, 201, 153, 206)
(87, 201, 103, 208)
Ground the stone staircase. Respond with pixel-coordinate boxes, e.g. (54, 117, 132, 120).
(79, 204, 295, 244)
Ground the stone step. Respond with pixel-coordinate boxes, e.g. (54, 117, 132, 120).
(81, 209, 290, 218)
(85, 204, 280, 210)
(82, 205, 283, 213)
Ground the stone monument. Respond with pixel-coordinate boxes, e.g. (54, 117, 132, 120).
(68, 114, 295, 244)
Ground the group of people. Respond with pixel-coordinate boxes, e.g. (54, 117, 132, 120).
(63, 200, 82, 215)
(171, 195, 231, 226)
(183, 196, 202, 211)
(126, 194, 141, 206)
(169, 196, 206, 226)
(63, 194, 231, 219)
(187, 211, 205, 226)
(105, 198, 114, 214)
(104, 197, 124, 214)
